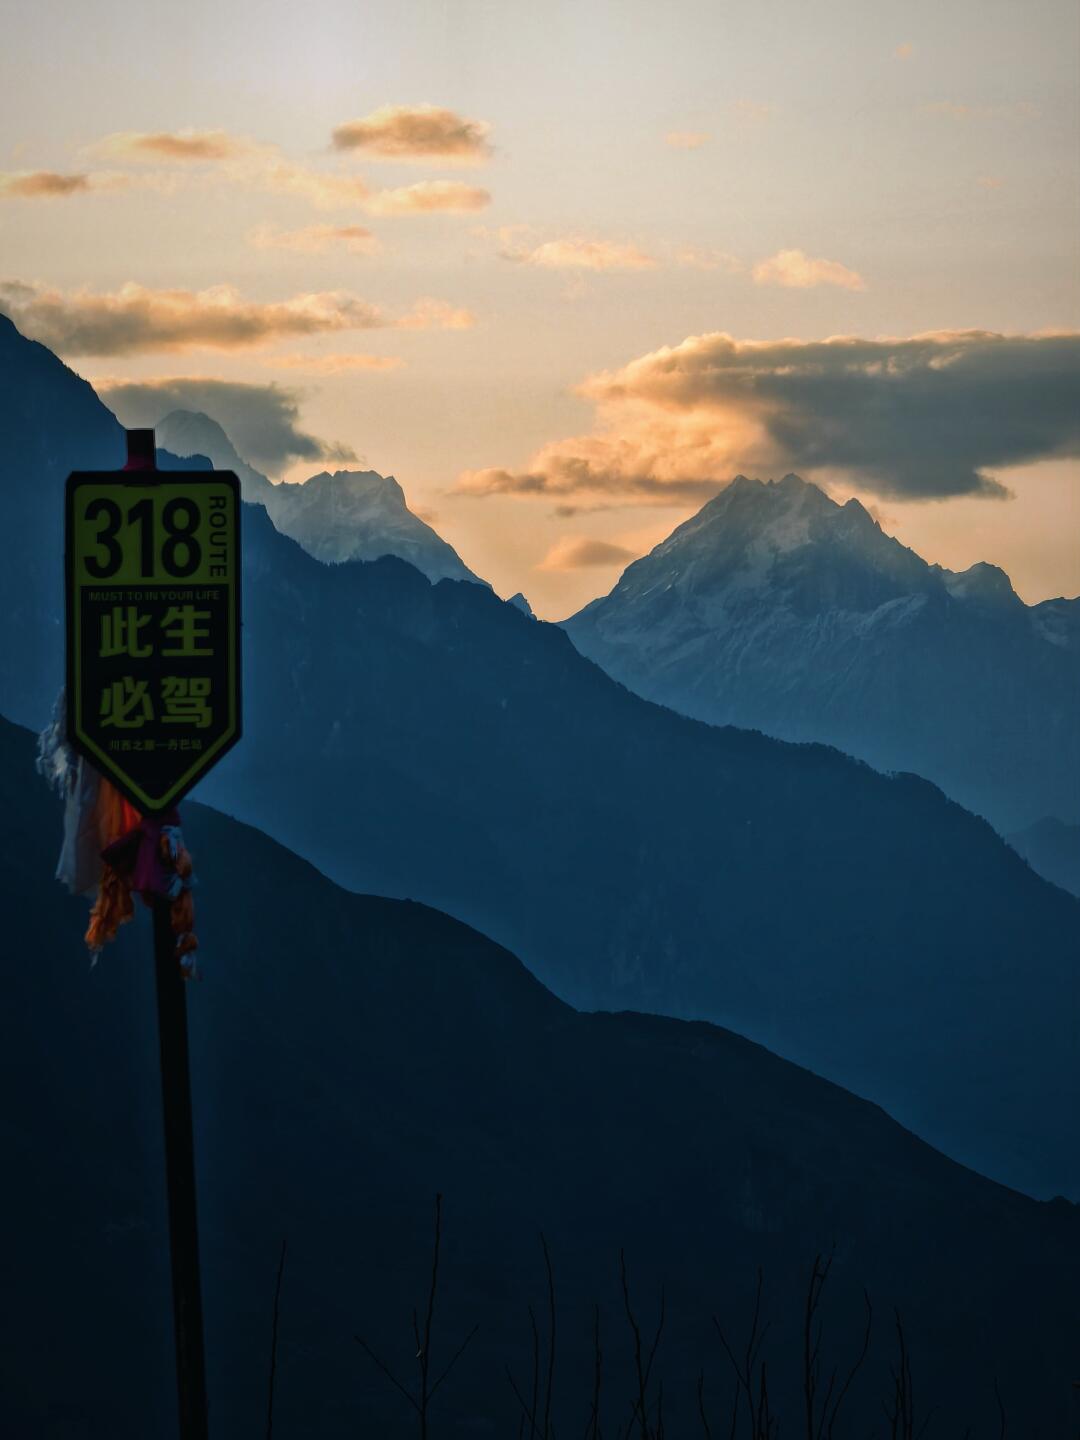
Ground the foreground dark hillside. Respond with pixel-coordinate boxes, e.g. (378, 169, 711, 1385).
(2, 716, 1078, 1437)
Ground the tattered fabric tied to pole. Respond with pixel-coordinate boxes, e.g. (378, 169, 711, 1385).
(37, 692, 200, 974)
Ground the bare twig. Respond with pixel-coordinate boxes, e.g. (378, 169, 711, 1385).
(266, 1238, 288, 1440)
(542, 1233, 557, 1440)
(356, 1193, 476, 1434)
(620, 1251, 664, 1440)
(697, 1370, 713, 1440)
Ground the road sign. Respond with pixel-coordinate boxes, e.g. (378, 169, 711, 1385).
(65, 466, 242, 814)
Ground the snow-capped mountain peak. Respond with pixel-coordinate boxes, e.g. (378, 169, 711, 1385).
(563, 473, 1080, 829)
(152, 410, 484, 588)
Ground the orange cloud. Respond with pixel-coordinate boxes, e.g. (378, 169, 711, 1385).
(0, 173, 101, 200)
(97, 129, 249, 161)
(665, 131, 710, 149)
(456, 330, 1080, 506)
(262, 162, 373, 209)
(730, 100, 773, 127)
(500, 233, 657, 271)
(751, 249, 866, 291)
(261, 353, 405, 373)
(396, 297, 475, 330)
(331, 105, 492, 164)
(250, 223, 378, 254)
(537, 536, 638, 570)
(0, 280, 389, 355)
(673, 246, 743, 273)
(894, 42, 915, 60)
(365, 180, 491, 215)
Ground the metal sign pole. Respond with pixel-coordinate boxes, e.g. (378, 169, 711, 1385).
(125, 429, 210, 1439)
(153, 895, 210, 1440)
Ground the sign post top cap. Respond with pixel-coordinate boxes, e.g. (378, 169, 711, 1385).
(125, 428, 157, 471)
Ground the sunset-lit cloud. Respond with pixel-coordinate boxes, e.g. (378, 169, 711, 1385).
(0, 170, 132, 198)
(499, 233, 657, 271)
(396, 297, 475, 329)
(977, 175, 1005, 189)
(331, 104, 492, 164)
(491, 228, 739, 274)
(260, 352, 405, 373)
(261, 162, 373, 209)
(95, 128, 249, 162)
(457, 330, 1080, 506)
(537, 535, 639, 570)
(665, 131, 710, 149)
(894, 43, 915, 60)
(365, 180, 491, 215)
(250, 223, 379, 254)
(98, 375, 354, 473)
(0, 280, 387, 354)
(730, 99, 773, 127)
(752, 249, 866, 290)
(674, 246, 743, 273)
(258, 163, 490, 215)
(0, 170, 91, 197)
(0, 279, 472, 355)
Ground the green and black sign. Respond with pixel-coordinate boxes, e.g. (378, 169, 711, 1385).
(65, 469, 242, 814)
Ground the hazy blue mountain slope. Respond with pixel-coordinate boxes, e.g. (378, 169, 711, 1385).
(196, 505, 1080, 1201)
(1011, 815, 1080, 897)
(0, 315, 211, 722)
(564, 474, 1080, 832)
(156, 407, 484, 584)
(0, 312, 1076, 1202)
(3, 715, 1077, 1438)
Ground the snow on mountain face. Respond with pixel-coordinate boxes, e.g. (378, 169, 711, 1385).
(265, 468, 483, 584)
(154, 410, 484, 587)
(155, 410, 275, 504)
(564, 473, 1080, 830)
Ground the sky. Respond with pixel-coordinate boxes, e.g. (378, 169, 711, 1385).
(1, 0, 1077, 617)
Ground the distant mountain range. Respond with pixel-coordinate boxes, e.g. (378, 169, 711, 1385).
(4, 715, 1077, 1437)
(1, 310, 1077, 1202)
(564, 474, 1080, 833)
(155, 408, 484, 585)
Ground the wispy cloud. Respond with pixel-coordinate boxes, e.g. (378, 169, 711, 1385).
(894, 42, 915, 60)
(673, 246, 743, 273)
(364, 180, 491, 215)
(456, 330, 1080, 506)
(260, 161, 373, 209)
(490, 227, 741, 275)
(0, 279, 471, 355)
(665, 131, 710, 149)
(500, 232, 657, 271)
(396, 297, 475, 330)
(260, 352, 405, 373)
(751, 248, 866, 291)
(537, 536, 638, 570)
(94, 129, 250, 162)
(331, 104, 492, 164)
(0, 169, 125, 198)
(730, 99, 773, 127)
(250, 223, 378, 254)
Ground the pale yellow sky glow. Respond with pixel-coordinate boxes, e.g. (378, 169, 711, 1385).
(2, 0, 1077, 618)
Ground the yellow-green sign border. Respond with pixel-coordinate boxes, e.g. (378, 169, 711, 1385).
(65, 470, 243, 815)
